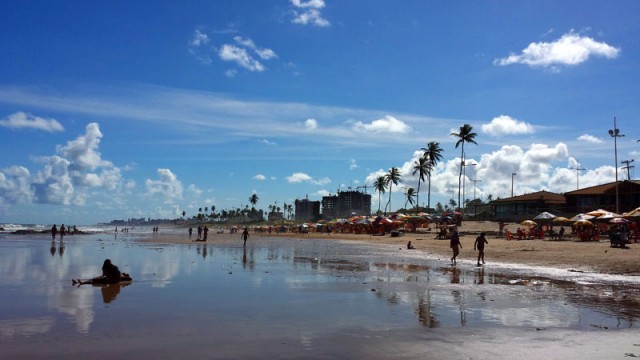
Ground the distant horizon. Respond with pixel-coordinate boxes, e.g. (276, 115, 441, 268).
(1, 1, 639, 225)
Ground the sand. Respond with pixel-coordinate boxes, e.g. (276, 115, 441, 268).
(146, 221, 640, 276)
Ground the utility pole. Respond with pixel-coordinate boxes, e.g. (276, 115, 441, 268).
(621, 159, 635, 181)
(608, 116, 624, 214)
(569, 160, 586, 190)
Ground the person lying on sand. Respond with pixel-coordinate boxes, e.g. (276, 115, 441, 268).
(72, 259, 132, 285)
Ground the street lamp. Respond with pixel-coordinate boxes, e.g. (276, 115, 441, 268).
(511, 173, 517, 198)
(608, 116, 624, 213)
(470, 178, 482, 216)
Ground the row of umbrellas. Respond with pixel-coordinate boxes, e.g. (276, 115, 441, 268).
(521, 207, 640, 227)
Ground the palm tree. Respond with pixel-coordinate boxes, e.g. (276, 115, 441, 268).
(373, 175, 388, 214)
(249, 194, 259, 207)
(451, 124, 477, 211)
(412, 156, 429, 213)
(287, 204, 293, 220)
(421, 141, 443, 211)
(404, 187, 416, 210)
(384, 167, 402, 215)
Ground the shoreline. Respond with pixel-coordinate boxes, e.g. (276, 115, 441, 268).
(141, 221, 640, 276)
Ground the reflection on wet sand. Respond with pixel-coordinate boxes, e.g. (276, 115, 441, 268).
(99, 282, 130, 304)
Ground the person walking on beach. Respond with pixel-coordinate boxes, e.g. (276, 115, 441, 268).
(242, 227, 250, 247)
(188, 227, 193, 239)
(197, 226, 202, 240)
(59, 224, 66, 241)
(51, 224, 58, 241)
(450, 230, 462, 264)
(203, 225, 209, 241)
(474, 232, 488, 266)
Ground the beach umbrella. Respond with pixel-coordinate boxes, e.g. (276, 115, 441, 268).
(552, 216, 571, 223)
(533, 212, 556, 220)
(574, 219, 593, 227)
(623, 207, 640, 217)
(597, 212, 622, 220)
(586, 209, 608, 217)
(520, 220, 537, 227)
(569, 213, 595, 222)
(609, 217, 629, 224)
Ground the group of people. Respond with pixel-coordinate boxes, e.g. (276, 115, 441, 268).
(450, 230, 488, 266)
(189, 225, 210, 241)
(51, 224, 78, 241)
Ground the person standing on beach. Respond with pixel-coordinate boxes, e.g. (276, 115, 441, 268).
(59, 224, 66, 241)
(474, 232, 488, 266)
(51, 224, 58, 241)
(188, 227, 193, 239)
(450, 230, 462, 264)
(242, 227, 250, 247)
(197, 226, 202, 240)
(203, 225, 209, 241)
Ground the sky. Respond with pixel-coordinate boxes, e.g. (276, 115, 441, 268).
(1, 0, 639, 225)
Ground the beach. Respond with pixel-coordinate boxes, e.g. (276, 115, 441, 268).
(147, 221, 640, 276)
(2, 223, 640, 359)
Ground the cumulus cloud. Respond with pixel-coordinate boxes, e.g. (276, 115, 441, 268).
(219, 44, 265, 72)
(286, 172, 331, 185)
(0, 166, 34, 204)
(218, 37, 277, 73)
(352, 115, 410, 134)
(304, 118, 318, 130)
(577, 134, 604, 144)
(0, 112, 64, 132)
(57, 123, 112, 171)
(253, 174, 267, 181)
(145, 168, 183, 202)
(481, 115, 535, 136)
(495, 31, 620, 69)
(290, 0, 330, 27)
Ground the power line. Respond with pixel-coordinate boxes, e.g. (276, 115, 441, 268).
(569, 160, 586, 190)
(621, 159, 635, 181)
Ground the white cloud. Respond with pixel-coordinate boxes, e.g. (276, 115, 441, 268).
(304, 118, 318, 130)
(352, 115, 410, 134)
(187, 184, 202, 196)
(57, 123, 112, 171)
(260, 139, 277, 145)
(495, 31, 620, 69)
(225, 69, 237, 78)
(190, 29, 209, 47)
(577, 134, 604, 144)
(219, 44, 265, 72)
(0, 112, 64, 132)
(145, 168, 183, 202)
(253, 174, 267, 181)
(481, 115, 535, 136)
(290, 0, 330, 27)
(188, 29, 212, 65)
(233, 36, 277, 60)
(349, 159, 358, 170)
(0, 166, 34, 204)
(286, 172, 331, 185)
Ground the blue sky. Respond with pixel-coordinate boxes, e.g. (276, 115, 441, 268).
(1, 1, 639, 225)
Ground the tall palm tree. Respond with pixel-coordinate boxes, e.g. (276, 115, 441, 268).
(287, 204, 293, 219)
(404, 187, 416, 210)
(373, 175, 388, 214)
(384, 167, 402, 215)
(451, 124, 477, 211)
(249, 194, 259, 208)
(421, 141, 443, 211)
(412, 156, 430, 213)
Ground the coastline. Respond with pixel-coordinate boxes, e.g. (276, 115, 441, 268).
(141, 221, 640, 276)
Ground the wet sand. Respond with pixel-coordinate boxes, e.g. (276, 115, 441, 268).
(147, 221, 640, 276)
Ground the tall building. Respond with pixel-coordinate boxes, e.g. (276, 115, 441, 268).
(322, 190, 371, 219)
(294, 198, 321, 222)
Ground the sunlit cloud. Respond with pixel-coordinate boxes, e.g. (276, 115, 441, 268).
(0, 111, 64, 132)
(290, 0, 330, 27)
(482, 115, 535, 136)
(495, 31, 620, 69)
(352, 115, 410, 134)
(577, 134, 604, 144)
(286, 172, 331, 185)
